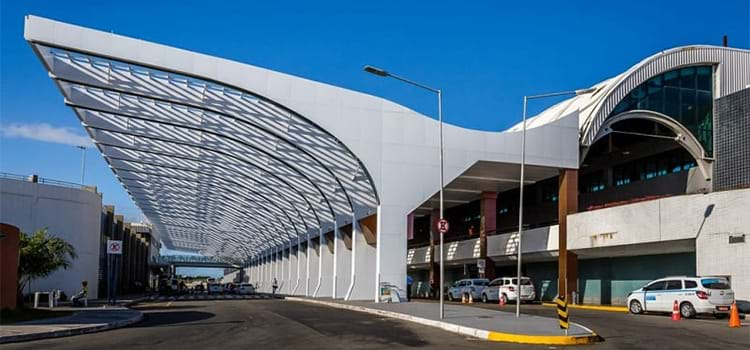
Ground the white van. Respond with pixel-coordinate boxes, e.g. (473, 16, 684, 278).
(627, 276, 734, 318)
(481, 276, 535, 304)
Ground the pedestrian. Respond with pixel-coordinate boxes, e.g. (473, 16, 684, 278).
(71, 280, 88, 307)
(406, 275, 413, 301)
(272, 278, 278, 297)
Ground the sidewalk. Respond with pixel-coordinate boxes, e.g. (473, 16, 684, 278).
(0, 305, 143, 344)
(287, 298, 600, 345)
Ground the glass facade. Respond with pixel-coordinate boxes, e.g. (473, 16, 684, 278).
(610, 66, 714, 156)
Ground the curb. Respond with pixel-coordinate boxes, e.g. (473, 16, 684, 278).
(287, 297, 600, 345)
(0, 310, 143, 344)
(542, 302, 628, 313)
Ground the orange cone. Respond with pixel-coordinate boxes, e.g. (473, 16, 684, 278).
(499, 294, 506, 307)
(729, 301, 741, 328)
(672, 300, 681, 321)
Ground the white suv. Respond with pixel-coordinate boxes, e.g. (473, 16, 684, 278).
(447, 279, 489, 301)
(482, 276, 536, 304)
(627, 276, 735, 318)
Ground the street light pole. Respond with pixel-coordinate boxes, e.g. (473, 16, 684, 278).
(363, 65, 445, 319)
(515, 87, 596, 318)
(77, 145, 87, 185)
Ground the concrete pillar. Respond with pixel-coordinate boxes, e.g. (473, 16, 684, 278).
(428, 209, 439, 299)
(558, 169, 579, 301)
(350, 214, 377, 300)
(0, 224, 20, 309)
(334, 224, 352, 298)
(308, 236, 319, 296)
(375, 204, 406, 302)
(318, 229, 334, 297)
(479, 191, 497, 280)
(300, 239, 309, 296)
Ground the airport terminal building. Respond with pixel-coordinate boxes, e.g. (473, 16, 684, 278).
(24, 15, 750, 304)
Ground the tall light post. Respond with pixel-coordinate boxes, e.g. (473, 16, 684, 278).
(76, 145, 87, 185)
(363, 65, 445, 319)
(515, 87, 596, 318)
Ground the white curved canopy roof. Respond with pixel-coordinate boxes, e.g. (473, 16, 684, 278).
(26, 22, 381, 259)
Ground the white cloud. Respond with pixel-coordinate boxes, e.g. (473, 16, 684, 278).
(0, 122, 92, 147)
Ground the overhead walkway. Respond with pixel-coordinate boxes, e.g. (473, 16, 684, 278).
(152, 255, 240, 269)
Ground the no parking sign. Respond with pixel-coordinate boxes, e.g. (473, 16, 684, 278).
(107, 240, 123, 255)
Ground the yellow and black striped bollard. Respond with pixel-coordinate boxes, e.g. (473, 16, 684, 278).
(556, 296, 569, 334)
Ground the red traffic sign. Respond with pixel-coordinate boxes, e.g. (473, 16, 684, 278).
(107, 239, 123, 255)
(437, 219, 449, 234)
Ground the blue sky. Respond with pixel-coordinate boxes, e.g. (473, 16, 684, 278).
(2, 1, 748, 269)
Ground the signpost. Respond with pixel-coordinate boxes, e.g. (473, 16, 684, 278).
(437, 219, 449, 234)
(106, 240, 122, 305)
(477, 259, 486, 275)
(107, 240, 122, 255)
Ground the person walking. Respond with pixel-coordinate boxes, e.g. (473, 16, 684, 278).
(71, 280, 88, 307)
(272, 278, 278, 297)
(406, 275, 414, 301)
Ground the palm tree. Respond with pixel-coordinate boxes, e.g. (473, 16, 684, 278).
(17, 228, 78, 299)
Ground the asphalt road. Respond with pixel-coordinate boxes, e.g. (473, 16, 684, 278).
(4, 298, 748, 349)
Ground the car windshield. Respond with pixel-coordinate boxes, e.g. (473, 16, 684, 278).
(701, 278, 731, 290)
(474, 280, 489, 286)
(512, 278, 532, 285)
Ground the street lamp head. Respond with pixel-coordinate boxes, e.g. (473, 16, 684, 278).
(575, 87, 597, 95)
(363, 65, 389, 77)
(76, 145, 86, 150)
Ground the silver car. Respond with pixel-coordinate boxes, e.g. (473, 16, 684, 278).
(481, 276, 536, 303)
(447, 278, 489, 301)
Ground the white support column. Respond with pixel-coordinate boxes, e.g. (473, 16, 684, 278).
(332, 222, 338, 299)
(305, 233, 312, 296)
(292, 235, 301, 295)
(374, 205, 404, 302)
(287, 242, 292, 295)
(334, 223, 351, 299)
(312, 228, 323, 297)
(318, 228, 334, 298)
(345, 214, 358, 300)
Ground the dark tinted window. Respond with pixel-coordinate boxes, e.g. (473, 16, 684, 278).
(474, 280, 489, 286)
(701, 278, 731, 290)
(684, 280, 698, 289)
(609, 65, 714, 155)
(665, 280, 683, 290)
(645, 281, 667, 291)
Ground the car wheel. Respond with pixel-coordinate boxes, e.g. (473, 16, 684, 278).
(680, 302, 696, 319)
(482, 294, 488, 303)
(629, 300, 643, 314)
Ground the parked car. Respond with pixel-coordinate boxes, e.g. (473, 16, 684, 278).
(224, 283, 236, 294)
(238, 283, 255, 295)
(482, 276, 536, 304)
(208, 282, 223, 294)
(447, 279, 489, 301)
(627, 276, 734, 318)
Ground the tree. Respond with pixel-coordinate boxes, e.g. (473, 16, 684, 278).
(17, 228, 78, 297)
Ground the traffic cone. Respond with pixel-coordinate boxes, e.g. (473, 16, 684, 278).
(729, 301, 741, 328)
(461, 294, 466, 304)
(672, 300, 681, 321)
(499, 294, 506, 307)
(468, 293, 473, 304)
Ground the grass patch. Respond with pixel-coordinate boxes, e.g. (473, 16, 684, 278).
(0, 307, 73, 325)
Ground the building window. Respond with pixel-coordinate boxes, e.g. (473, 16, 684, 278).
(609, 65, 714, 156)
(581, 171, 606, 193)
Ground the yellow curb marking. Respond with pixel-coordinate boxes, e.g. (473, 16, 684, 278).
(542, 302, 628, 313)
